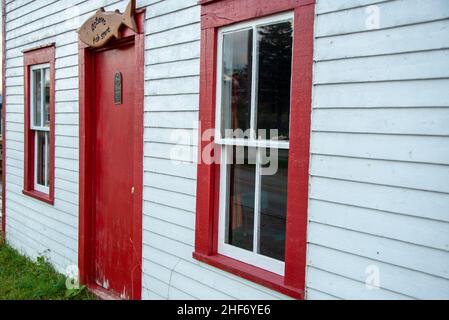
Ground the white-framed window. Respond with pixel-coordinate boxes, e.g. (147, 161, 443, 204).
(216, 12, 294, 276)
(30, 63, 51, 194)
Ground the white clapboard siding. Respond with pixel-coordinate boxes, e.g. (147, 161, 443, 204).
(145, 94, 199, 112)
(308, 244, 449, 300)
(144, 127, 198, 146)
(311, 155, 449, 193)
(307, 0, 449, 299)
(309, 200, 449, 252)
(309, 222, 449, 280)
(145, 23, 200, 50)
(144, 172, 197, 196)
(315, 0, 449, 37)
(315, 0, 388, 14)
(314, 79, 449, 108)
(316, 19, 449, 61)
(311, 132, 449, 166)
(307, 267, 413, 300)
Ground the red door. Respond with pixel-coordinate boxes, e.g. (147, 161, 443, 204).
(93, 42, 137, 299)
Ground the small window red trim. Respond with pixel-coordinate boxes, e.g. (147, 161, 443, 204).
(194, 0, 315, 299)
(23, 44, 56, 205)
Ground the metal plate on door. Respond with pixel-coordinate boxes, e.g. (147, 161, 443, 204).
(114, 72, 122, 105)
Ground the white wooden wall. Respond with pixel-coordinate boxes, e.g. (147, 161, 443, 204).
(3, 0, 449, 300)
(306, 0, 449, 300)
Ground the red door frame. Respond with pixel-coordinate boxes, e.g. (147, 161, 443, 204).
(193, 0, 315, 299)
(78, 10, 145, 300)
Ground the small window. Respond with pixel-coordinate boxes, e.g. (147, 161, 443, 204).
(23, 45, 55, 204)
(216, 12, 294, 275)
(31, 64, 51, 194)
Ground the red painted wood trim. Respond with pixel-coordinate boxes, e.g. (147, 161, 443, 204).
(78, 10, 145, 300)
(198, 0, 218, 4)
(284, 4, 315, 292)
(22, 45, 56, 206)
(22, 190, 54, 205)
(194, 252, 304, 299)
(22, 42, 56, 54)
(194, 0, 315, 299)
(201, 0, 315, 29)
(131, 11, 145, 300)
(2, 0, 6, 241)
(78, 41, 94, 290)
(195, 27, 218, 256)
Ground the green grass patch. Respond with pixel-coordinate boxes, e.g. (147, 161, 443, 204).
(0, 234, 96, 300)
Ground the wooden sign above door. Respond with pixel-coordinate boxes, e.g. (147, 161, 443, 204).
(78, 0, 137, 48)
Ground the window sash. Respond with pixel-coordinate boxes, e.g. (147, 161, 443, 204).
(216, 138, 289, 149)
(34, 130, 50, 194)
(218, 145, 286, 276)
(30, 63, 50, 131)
(30, 63, 51, 194)
(215, 12, 293, 276)
(215, 11, 294, 145)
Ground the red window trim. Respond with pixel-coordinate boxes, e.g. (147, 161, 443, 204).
(193, 0, 315, 299)
(22, 44, 56, 205)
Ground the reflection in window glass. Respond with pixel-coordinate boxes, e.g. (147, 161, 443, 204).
(227, 147, 256, 251)
(46, 132, 50, 187)
(221, 29, 253, 138)
(36, 131, 47, 187)
(44, 68, 50, 127)
(259, 149, 289, 261)
(33, 69, 42, 127)
(256, 22, 293, 141)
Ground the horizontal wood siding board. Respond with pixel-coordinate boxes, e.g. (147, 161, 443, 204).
(315, 0, 449, 37)
(315, 19, 449, 61)
(308, 222, 449, 280)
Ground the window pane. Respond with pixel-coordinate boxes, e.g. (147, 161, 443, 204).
(221, 29, 253, 138)
(43, 68, 50, 127)
(256, 21, 293, 141)
(36, 131, 46, 187)
(45, 132, 50, 187)
(259, 149, 289, 261)
(226, 147, 256, 251)
(33, 69, 42, 127)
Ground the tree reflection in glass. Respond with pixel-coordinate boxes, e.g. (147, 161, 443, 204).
(221, 29, 253, 138)
(256, 22, 293, 141)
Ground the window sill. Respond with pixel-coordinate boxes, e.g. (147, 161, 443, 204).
(193, 252, 304, 299)
(22, 189, 54, 205)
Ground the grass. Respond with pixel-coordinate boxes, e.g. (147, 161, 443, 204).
(0, 234, 96, 300)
